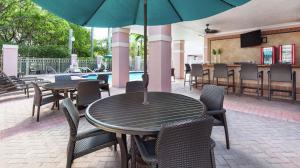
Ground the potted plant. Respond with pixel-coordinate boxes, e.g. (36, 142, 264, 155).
(217, 48, 222, 63)
(212, 49, 217, 63)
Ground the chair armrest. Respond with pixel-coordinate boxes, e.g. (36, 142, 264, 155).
(134, 135, 157, 164)
(206, 109, 226, 115)
(203, 69, 210, 75)
(210, 138, 216, 149)
(76, 128, 112, 140)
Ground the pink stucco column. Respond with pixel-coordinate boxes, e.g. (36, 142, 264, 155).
(112, 28, 130, 88)
(172, 40, 185, 79)
(2, 45, 18, 76)
(148, 25, 172, 92)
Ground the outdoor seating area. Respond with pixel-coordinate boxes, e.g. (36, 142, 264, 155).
(1, 0, 300, 168)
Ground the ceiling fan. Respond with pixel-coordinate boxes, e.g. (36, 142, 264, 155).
(199, 24, 219, 37)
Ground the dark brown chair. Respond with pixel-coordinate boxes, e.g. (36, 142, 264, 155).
(126, 81, 144, 93)
(134, 116, 216, 168)
(213, 64, 235, 94)
(171, 68, 175, 81)
(189, 64, 210, 90)
(32, 82, 64, 122)
(76, 81, 101, 110)
(268, 64, 296, 101)
(200, 85, 230, 149)
(61, 98, 117, 168)
(184, 64, 191, 86)
(97, 74, 110, 96)
(239, 63, 263, 97)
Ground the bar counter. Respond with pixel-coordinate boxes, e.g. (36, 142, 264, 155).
(201, 64, 300, 101)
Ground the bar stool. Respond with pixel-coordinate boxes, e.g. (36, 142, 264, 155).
(213, 64, 235, 94)
(184, 64, 191, 86)
(268, 64, 296, 101)
(239, 63, 263, 97)
(189, 64, 210, 90)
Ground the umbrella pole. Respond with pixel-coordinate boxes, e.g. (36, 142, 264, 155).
(143, 0, 149, 105)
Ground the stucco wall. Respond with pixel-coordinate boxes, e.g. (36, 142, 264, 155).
(210, 31, 300, 65)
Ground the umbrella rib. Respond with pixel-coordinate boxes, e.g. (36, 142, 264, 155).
(168, 0, 183, 21)
(82, 0, 107, 26)
(219, 0, 236, 7)
(133, 0, 140, 24)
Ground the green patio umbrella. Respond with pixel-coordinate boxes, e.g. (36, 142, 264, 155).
(33, 0, 249, 104)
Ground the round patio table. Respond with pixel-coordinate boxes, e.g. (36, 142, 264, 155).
(42, 79, 92, 97)
(85, 92, 206, 168)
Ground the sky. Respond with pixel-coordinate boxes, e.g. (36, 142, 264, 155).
(93, 28, 109, 40)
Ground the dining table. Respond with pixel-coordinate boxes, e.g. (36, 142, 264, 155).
(42, 79, 93, 98)
(85, 91, 206, 168)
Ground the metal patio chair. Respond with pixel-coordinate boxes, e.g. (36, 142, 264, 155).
(213, 64, 235, 94)
(268, 64, 296, 101)
(189, 64, 210, 90)
(239, 63, 263, 97)
(200, 84, 230, 149)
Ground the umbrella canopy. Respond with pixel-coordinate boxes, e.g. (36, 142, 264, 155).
(34, 0, 249, 27)
(33, 0, 249, 104)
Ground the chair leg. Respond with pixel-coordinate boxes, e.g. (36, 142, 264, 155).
(189, 75, 192, 91)
(36, 106, 41, 122)
(114, 143, 117, 151)
(184, 73, 186, 86)
(257, 79, 260, 97)
(223, 114, 230, 149)
(32, 104, 35, 117)
(108, 89, 110, 96)
(226, 77, 229, 95)
(239, 79, 243, 96)
(195, 76, 198, 88)
(232, 74, 235, 93)
(268, 80, 271, 101)
(66, 148, 74, 168)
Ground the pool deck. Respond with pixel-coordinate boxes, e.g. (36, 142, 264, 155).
(0, 79, 300, 168)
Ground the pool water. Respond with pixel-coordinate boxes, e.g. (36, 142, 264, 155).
(82, 72, 143, 84)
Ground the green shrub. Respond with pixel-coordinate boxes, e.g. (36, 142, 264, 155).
(19, 45, 69, 58)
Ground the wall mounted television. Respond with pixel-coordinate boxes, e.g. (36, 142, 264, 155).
(240, 30, 262, 48)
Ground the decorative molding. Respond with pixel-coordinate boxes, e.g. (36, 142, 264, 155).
(149, 35, 172, 42)
(112, 42, 129, 48)
(112, 28, 130, 34)
(2, 45, 18, 49)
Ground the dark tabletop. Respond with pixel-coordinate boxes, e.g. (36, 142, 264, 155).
(86, 92, 206, 135)
(42, 79, 93, 90)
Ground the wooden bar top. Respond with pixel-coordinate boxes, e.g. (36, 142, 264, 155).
(203, 64, 300, 68)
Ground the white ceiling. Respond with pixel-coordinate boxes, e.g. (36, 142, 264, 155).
(130, 0, 300, 40)
(174, 0, 300, 36)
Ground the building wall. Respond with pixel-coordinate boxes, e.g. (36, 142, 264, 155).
(207, 27, 300, 65)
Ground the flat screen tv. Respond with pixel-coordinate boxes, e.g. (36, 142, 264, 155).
(240, 30, 262, 48)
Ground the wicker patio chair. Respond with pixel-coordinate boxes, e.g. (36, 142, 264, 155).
(76, 81, 101, 113)
(213, 63, 235, 94)
(134, 116, 216, 168)
(97, 74, 110, 96)
(200, 84, 230, 149)
(184, 64, 191, 86)
(189, 64, 210, 90)
(268, 64, 296, 101)
(32, 82, 64, 122)
(61, 98, 117, 168)
(126, 81, 144, 93)
(239, 63, 263, 97)
(55, 75, 72, 82)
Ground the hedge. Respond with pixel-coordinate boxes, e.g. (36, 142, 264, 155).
(18, 45, 69, 58)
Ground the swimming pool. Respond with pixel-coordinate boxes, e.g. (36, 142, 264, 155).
(81, 72, 143, 84)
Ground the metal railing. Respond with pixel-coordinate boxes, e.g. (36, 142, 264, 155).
(17, 57, 143, 75)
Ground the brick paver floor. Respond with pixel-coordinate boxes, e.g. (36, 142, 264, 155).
(1, 80, 300, 168)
